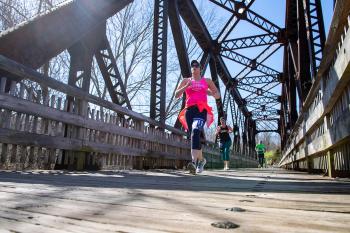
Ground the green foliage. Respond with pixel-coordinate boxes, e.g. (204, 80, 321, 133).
(264, 149, 281, 165)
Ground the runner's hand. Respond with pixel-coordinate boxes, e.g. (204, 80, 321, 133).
(185, 79, 192, 87)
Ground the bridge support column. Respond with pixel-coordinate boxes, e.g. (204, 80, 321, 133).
(327, 151, 336, 178)
(307, 155, 313, 173)
(61, 32, 102, 170)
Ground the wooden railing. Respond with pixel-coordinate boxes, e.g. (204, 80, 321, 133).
(279, 2, 350, 177)
(0, 55, 257, 170)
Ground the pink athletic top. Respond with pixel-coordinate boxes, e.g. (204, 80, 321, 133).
(178, 77, 214, 131)
(185, 77, 208, 106)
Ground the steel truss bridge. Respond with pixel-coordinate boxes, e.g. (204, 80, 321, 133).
(0, 0, 349, 177)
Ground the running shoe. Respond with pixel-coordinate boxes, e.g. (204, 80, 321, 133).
(187, 162, 196, 175)
(196, 158, 206, 173)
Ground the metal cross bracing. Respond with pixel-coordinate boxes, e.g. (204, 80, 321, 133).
(221, 48, 281, 75)
(206, 1, 284, 137)
(256, 120, 279, 133)
(221, 33, 279, 51)
(222, 86, 233, 115)
(239, 74, 281, 85)
(246, 96, 281, 106)
(209, 0, 282, 34)
(215, 0, 256, 43)
(235, 44, 283, 81)
(95, 35, 132, 110)
(251, 111, 280, 120)
(229, 92, 256, 151)
(248, 106, 280, 116)
(238, 83, 280, 100)
(250, 109, 280, 118)
(248, 101, 280, 111)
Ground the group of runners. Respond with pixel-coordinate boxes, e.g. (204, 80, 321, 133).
(175, 60, 266, 174)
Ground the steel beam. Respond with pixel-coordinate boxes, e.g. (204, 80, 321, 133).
(169, 0, 191, 129)
(209, 55, 224, 121)
(246, 96, 280, 105)
(286, 46, 298, 128)
(297, 0, 312, 100)
(209, 0, 281, 34)
(243, 82, 280, 99)
(245, 9, 281, 34)
(214, 0, 256, 42)
(67, 44, 93, 109)
(200, 52, 211, 76)
(238, 84, 280, 99)
(302, 0, 326, 78)
(63, 37, 95, 166)
(256, 130, 279, 133)
(287, 41, 304, 103)
(234, 44, 282, 81)
(0, 0, 133, 69)
(169, 0, 191, 78)
(95, 35, 132, 110)
(150, 0, 169, 125)
(221, 50, 280, 77)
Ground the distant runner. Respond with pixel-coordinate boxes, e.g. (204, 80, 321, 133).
(255, 140, 266, 168)
(216, 117, 233, 170)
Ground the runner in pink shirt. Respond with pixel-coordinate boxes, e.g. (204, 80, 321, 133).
(175, 60, 221, 174)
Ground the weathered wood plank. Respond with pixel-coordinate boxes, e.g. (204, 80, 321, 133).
(1, 169, 349, 233)
(0, 128, 190, 160)
(0, 93, 189, 149)
(316, 1, 350, 81)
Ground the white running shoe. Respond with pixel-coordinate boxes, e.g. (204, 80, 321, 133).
(196, 158, 206, 173)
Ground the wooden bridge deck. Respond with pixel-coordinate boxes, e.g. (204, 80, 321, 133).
(0, 168, 349, 233)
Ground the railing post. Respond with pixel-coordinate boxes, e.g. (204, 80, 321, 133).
(327, 150, 336, 178)
(307, 155, 313, 173)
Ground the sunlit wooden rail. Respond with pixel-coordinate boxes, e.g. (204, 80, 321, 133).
(0, 56, 257, 170)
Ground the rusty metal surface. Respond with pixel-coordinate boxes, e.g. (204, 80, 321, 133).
(0, 0, 132, 69)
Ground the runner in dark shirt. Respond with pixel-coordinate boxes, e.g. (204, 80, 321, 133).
(215, 117, 233, 170)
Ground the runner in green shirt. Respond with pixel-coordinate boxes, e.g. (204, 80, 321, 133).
(255, 141, 266, 168)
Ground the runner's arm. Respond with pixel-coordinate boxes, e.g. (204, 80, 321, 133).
(215, 126, 221, 136)
(175, 78, 191, 98)
(206, 78, 220, 99)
